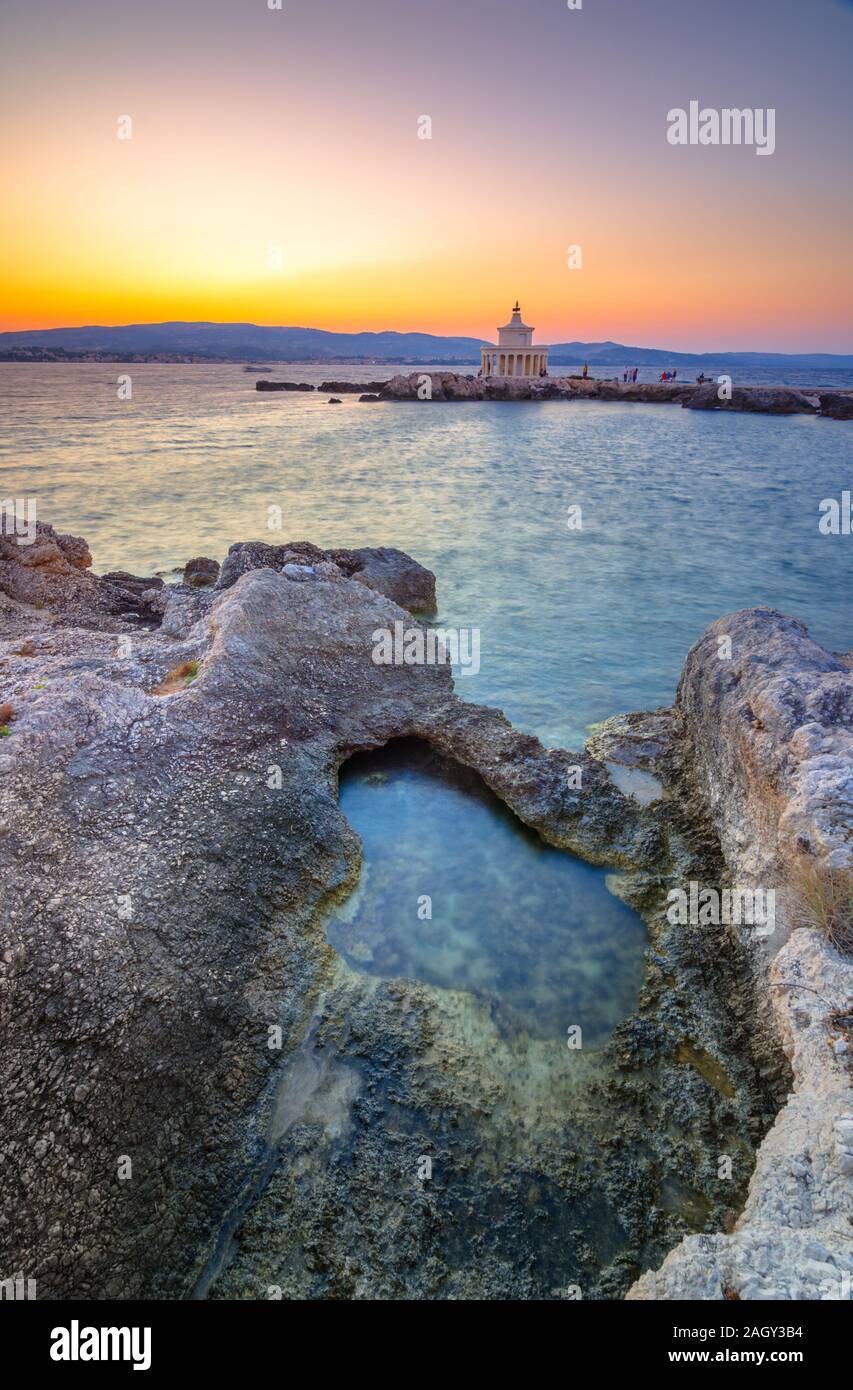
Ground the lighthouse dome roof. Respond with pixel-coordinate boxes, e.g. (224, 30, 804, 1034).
(498, 300, 532, 331)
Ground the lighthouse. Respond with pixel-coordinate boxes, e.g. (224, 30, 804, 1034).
(480, 302, 549, 379)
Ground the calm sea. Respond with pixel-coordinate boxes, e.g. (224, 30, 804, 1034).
(1, 361, 850, 748)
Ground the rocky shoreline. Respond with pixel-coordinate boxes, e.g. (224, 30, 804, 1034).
(370, 373, 853, 419)
(254, 373, 853, 418)
(0, 521, 849, 1299)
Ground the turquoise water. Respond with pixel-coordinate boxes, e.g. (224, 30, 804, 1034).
(329, 741, 647, 1045)
(1, 362, 850, 746)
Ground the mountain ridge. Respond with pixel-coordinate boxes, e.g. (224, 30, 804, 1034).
(1, 321, 851, 369)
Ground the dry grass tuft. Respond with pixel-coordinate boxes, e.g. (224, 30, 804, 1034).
(152, 659, 200, 696)
(787, 858, 853, 955)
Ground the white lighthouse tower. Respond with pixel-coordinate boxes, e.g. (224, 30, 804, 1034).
(480, 302, 549, 379)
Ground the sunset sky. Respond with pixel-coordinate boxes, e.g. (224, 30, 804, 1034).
(1, 0, 851, 350)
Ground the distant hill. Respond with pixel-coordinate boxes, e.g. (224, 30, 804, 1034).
(547, 340, 853, 370)
(1, 321, 851, 369)
(0, 322, 486, 363)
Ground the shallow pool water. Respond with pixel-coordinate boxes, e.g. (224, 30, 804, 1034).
(327, 741, 647, 1045)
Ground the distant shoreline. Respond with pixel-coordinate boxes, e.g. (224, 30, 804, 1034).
(0, 351, 477, 366)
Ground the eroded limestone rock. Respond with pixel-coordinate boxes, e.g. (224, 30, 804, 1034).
(0, 526, 845, 1301)
(628, 609, 852, 1301)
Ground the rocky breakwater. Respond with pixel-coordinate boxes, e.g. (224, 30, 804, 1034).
(0, 519, 846, 1299)
(685, 383, 818, 415)
(319, 380, 389, 394)
(255, 380, 315, 392)
(629, 609, 852, 1300)
(373, 372, 825, 415)
(254, 379, 391, 394)
(819, 393, 853, 421)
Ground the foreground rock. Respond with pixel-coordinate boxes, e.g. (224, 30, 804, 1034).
(0, 522, 847, 1300)
(0, 521, 164, 628)
(628, 610, 852, 1300)
(216, 538, 437, 613)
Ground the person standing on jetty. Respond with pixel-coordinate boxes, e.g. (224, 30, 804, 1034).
(582, 362, 589, 378)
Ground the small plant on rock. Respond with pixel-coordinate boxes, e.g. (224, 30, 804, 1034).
(153, 659, 201, 696)
(787, 858, 853, 955)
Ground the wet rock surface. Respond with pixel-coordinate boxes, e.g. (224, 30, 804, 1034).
(0, 522, 846, 1300)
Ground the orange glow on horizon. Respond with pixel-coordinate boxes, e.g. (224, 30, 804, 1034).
(2, 0, 851, 353)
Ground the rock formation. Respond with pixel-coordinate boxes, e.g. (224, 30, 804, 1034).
(628, 610, 852, 1299)
(319, 380, 389, 394)
(819, 392, 853, 421)
(685, 384, 818, 414)
(216, 539, 436, 613)
(183, 556, 220, 588)
(373, 372, 825, 415)
(255, 380, 315, 392)
(0, 520, 848, 1300)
